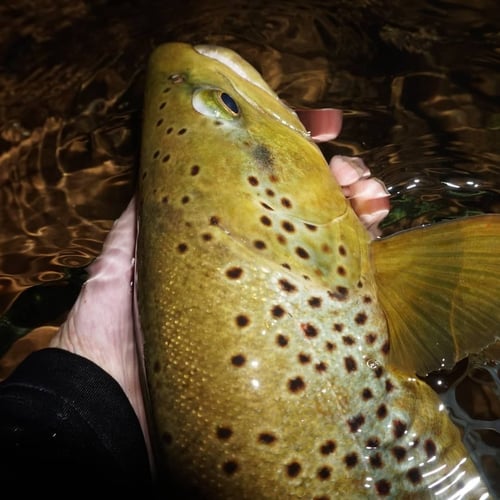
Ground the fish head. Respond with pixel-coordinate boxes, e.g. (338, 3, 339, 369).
(140, 43, 363, 282)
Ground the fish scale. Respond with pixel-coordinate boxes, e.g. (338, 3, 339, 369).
(136, 42, 494, 498)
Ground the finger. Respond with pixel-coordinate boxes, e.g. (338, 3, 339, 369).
(86, 196, 137, 282)
(295, 108, 343, 142)
(329, 155, 371, 187)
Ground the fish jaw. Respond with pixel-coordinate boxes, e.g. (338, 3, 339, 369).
(141, 42, 349, 218)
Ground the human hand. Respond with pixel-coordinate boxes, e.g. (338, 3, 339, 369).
(49, 197, 150, 445)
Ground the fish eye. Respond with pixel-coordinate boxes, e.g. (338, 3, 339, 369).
(192, 87, 241, 121)
(219, 92, 239, 114)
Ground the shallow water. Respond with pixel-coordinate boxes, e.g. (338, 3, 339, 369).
(0, 0, 499, 495)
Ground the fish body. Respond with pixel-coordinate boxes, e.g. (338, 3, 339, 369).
(136, 42, 498, 498)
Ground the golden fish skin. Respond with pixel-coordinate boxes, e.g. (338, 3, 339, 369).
(136, 42, 490, 498)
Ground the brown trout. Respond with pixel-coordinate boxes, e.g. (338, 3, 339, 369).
(136, 42, 500, 498)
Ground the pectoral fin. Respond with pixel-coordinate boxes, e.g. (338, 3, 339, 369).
(371, 214, 500, 376)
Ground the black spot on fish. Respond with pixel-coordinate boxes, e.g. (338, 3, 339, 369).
(178, 128, 187, 135)
(279, 279, 297, 292)
(265, 188, 275, 197)
(282, 221, 295, 232)
(288, 376, 306, 393)
(216, 426, 233, 440)
(407, 468, 421, 484)
(305, 223, 317, 231)
(376, 404, 388, 419)
(298, 353, 311, 364)
(156, 118, 164, 127)
(329, 287, 348, 300)
(209, 215, 220, 225)
(248, 176, 259, 186)
(385, 379, 395, 392)
(253, 144, 273, 170)
(161, 195, 168, 204)
(308, 296, 322, 308)
(365, 333, 377, 344)
(276, 334, 289, 347)
(235, 315, 250, 327)
(424, 439, 437, 459)
(181, 195, 190, 204)
(393, 420, 407, 439)
(301, 323, 318, 338)
(344, 356, 357, 373)
(190, 165, 200, 175)
(317, 466, 332, 480)
(337, 266, 346, 276)
(166, 127, 173, 134)
(321, 243, 332, 254)
(271, 305, 286, 318)
(363, 295, 372, 304)
(159, 102, 166, 109)
(366, 437, 380, 448)
(342, 335, 355, 345)
(362, 388, 373, 400)
(325, 341, 336, 351)
(392, 446, 406, 462)
(344, 452, 358, 468)
(231, 354, 246, 366)
(355, 312, 368, 325)
(226, 267, 243, 279)
(338, 244, 346, 256)
(222, 460, 238, 475)
(277, 234, 287, 245)
(381, 341, 390, 355)
(153, 150, 160, 159)
(333, 323, 344, 332)
(286, 461, 302, 478)
(254, 240, 266, 250)
(177, 243, 188, 254)
(260, 215, 272, 226)
(375, 479, 391, 495)
(258, 432, 277, 444)
(370, 453, 383, 468)
(201, 233, 212, 241)
(315, 362, 327, 372)
(162, 154, 170, 163)
(348, 414, 365, 432)
(296, 247, 309, 259)
(281, 197, 292, 208)
(320, 440, 336, 455)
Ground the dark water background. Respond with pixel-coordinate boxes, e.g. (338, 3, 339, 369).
(0, 0, 499, 495)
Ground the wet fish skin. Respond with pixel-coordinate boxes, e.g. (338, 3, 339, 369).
(136, 42, 491, 498)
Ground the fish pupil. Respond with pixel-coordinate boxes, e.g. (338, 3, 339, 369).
(220, 92, 239, 114)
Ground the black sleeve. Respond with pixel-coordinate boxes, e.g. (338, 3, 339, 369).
(0, 347, 153, 495)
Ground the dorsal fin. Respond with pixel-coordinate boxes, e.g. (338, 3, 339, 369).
(371, 214, 500, 376)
